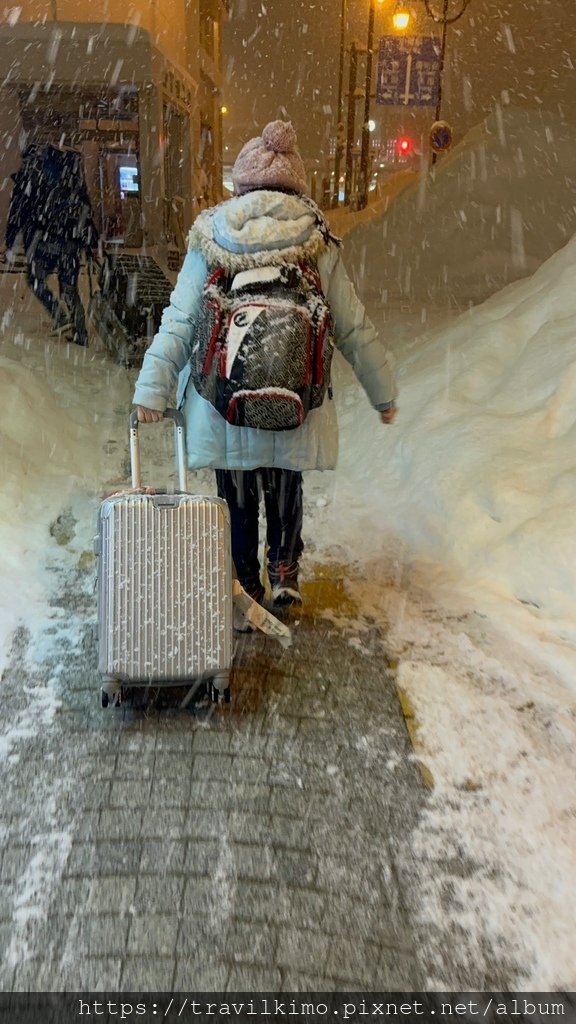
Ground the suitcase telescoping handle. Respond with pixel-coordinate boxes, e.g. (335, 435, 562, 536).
(129, 408, 187, 492)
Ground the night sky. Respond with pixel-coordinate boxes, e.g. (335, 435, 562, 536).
(222, 0, 576, 166)
(221, 0, 342, 162)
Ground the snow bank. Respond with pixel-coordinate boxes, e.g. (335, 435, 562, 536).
(0, 284, 132, 669)
(304, 235, 576, 987)
(344, 109, 576, 310)
(396, 656, 576, 988)
(339, 576, 576, 988)
(309, 230, 576, 684)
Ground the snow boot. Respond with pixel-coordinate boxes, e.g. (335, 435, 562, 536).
(268, 561, 302, 607)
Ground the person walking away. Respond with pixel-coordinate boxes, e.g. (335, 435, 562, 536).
(4, 144, 99, 347)
(133, 121, 396, 627)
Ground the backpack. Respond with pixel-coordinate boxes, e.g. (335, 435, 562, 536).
(189, 260, 334, 431)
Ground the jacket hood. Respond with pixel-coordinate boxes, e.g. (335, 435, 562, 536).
(188, 190, 335, 272)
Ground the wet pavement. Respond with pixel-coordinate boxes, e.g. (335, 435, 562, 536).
(0, 558, 427, 992)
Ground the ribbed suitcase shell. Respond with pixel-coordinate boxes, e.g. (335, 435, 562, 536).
(97, 493, 233, 683)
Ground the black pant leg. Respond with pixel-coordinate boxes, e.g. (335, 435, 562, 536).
(26, 249, 65, 324)
(215, 469, 262, 592)
(261, 468, 304, 567)
(59, 251, 88, 345)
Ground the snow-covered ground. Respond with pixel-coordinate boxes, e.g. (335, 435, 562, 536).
(306, 234, 576, 987)
(0, 276, 133, 661)
(1, 213, 576, 984)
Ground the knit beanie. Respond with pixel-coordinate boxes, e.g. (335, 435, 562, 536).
(232, 120, 308, 196)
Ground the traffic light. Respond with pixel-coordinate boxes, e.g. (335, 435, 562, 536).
(395, 135, 414, 158)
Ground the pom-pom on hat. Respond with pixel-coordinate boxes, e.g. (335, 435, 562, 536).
(232, 120, 308, 196)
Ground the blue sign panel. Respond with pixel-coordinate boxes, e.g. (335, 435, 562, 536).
(376, 36, 440, 107)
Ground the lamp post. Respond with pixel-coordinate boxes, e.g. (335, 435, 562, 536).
(344, 40, 362, 206)
(357, 0, 376, 210)
(332, 0, 347, 207)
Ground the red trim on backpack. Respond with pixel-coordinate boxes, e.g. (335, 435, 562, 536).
(205, 266, 227, 290)
(305, 319, 313, 384)
(315, 312, 331, 385)
(299, 260, 322, 292)
(200, 268, 227, 375)
(202, 300, 223, 375)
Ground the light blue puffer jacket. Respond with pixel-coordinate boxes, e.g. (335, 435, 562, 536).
(133, 190, 396, 471)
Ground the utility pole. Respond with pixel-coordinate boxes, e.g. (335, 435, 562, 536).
(357, 0, 375, 210)
(344, 41, 360, 207)
(431, 0, 449, 164)
(332, 0, 347, 207)
(434, 0, 450, 124)
(424, 0, 472, 162)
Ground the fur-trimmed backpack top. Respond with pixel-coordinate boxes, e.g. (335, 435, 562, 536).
(190, 259, 335, 431)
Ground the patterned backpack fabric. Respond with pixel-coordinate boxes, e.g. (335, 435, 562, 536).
(190, 260, 335, 431)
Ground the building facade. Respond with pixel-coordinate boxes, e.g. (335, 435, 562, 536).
(0, 0, 227, 250)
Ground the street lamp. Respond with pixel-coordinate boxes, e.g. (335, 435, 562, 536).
(392, 7, 411, 29)
(339, 0, 470, 205)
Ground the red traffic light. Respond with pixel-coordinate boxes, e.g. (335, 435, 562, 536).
(395, 135, 414, 157)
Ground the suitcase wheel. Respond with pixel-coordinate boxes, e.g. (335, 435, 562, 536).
(209, 677, 231, 705)
(101, 683, 123, 709)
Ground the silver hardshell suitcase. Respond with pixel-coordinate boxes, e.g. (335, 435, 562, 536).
(95, 409, 233, 708)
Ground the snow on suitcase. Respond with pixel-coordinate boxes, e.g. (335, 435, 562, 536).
(95, 409, 233, 708)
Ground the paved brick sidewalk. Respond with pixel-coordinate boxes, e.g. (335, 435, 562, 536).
(0, 560, 426, 992)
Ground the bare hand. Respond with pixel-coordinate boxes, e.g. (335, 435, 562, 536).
(380, 406, 397, 425)
(136, 406, 164, 423)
